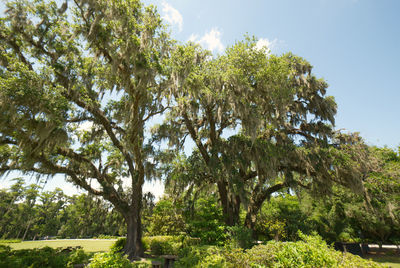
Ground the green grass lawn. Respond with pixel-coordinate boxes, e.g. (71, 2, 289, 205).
(0, 239, 117, 252)
(367, 255, 400, 268)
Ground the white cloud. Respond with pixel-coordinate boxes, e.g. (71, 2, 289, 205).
(58, 182, 84, 196)
(77, 121, 93, 132)
(187, 33, 199, 43)
(255, 38, 278, 53)
(189, 28, 224, 53)
(161, 1, 183, 32)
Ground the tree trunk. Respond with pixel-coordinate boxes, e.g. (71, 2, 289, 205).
(124, 211, 143, 260)
(245, 183, 286, 230)
(22, 221, 31, 241)
(244, 203, 259, 230)
(123, 185, 144, 260)
(217, 180, 240, 226)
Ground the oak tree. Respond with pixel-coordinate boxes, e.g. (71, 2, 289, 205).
(158, 39, 368, 229)
(0, 0, 169, 258)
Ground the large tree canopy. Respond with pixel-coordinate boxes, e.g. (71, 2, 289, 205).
(157, 39, 371, 228)
(0, 0, 170, 258)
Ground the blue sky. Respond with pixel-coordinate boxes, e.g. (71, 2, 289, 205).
(1, 0, 399, 196)
(151, 0, 400, 148)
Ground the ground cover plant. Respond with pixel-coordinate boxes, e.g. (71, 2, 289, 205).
(1, 234, 398, 267)
(0, 244, 92, 268)
(175, 232, 384, 268)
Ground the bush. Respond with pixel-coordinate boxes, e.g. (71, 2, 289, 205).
(67, 248, 92, 268)
(131, 261, 151, 268)
(0, 246, 93, 268)
(143, 236, 184, 255)
(95, 235, 121, 239)
(175, 245, 226, 268)
(0, 245, 13, 268)
(226, 225, 253, 249)
(89, 252, 132, 268)
(145, 236, 181, 255)
(112, 236, 195, 256)
(233, 232, 382, 268)
(111, 237, 127, 253)
(0, 246, 69, 268)
(175, 232, 384, 268)
(185, 197, 227, 245)
(0, 239, 22, 243)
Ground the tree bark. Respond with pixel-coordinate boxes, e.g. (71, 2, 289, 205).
(123, 205, 144, 260)
(244, 182, 286, 230)
(244, 202, 260, 230)
(217, 180, 241, 226)
(22, 221, 31, 241)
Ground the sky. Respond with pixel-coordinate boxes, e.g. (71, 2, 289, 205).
(1, 0, 400, 197)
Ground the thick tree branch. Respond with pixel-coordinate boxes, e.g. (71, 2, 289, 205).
(142, 105, 170, 123)
(182, 111, 210, 164)
(205, 106, 217, 147)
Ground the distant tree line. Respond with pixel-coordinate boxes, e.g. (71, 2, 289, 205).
(1, 145, 398, 245)
(0, 179, 127, 240)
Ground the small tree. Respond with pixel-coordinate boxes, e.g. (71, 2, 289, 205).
(0, 0, 170, 258)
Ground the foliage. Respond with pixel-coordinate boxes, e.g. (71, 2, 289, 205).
(0, 0, 170, 258)
(94, 235, 121, 239)
(184, 196, 227, 245)
(143, 236, 181, 255)
(226, 225, 253, 249)
(175, 233, 384, 268)
(146, 197, 186, 236)
(0, 245, 92, 268)
(0, 239, 21, 243)
(175, 245, 226, 268)
(89, 252, 132, 268)
(131, 261, 151, 268)
(156, 37, 369, 232)
(66, 249, 92, 268)
(297, 146, 400, 244)
(0, 180, 125, 240)
(254, 195, 313, 241)
(111, 237, 128, 253)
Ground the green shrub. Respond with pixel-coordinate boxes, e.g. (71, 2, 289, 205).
(226, 225, 253, 249)
(185, 197, 227, 246)
(94, 235, 121, 239)
(175, 245, 226, 268)
(149, 236, 178, 255)
(113, 236, 190, 255)
(111, 237, 127, 253)
(0, 245, 13, 268)
(0, 239, 22, 243)
(142, 236, 181, 255)
(0, 246, 94, 268)
(198, 254, 226, 268)
(67, 248, 92, 268)
(4, 246, 69, 268)
(237, 232, 382, 268)
(182, 236, 201, 248)
(131, 261, 151, 268)
(176, 232, 384, 268)
(89, 252, 132, 268)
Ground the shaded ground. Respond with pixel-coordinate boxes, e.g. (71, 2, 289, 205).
(367, 253, 400, 268)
